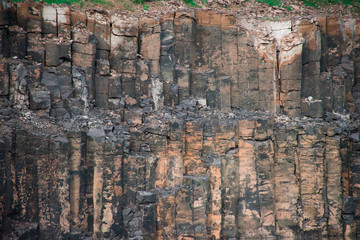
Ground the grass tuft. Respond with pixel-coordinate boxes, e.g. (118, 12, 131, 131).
(301, 0, 360, 7)
(142, 3, 149, 9)
(183, 0, 199, 7)
(257, 0, 282, 7)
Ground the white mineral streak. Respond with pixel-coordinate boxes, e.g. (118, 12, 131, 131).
(278, 32, 303, 68)
(56, 6, 70, 25)
(151, 75, 163, 110)
(239, 19, 292, 62)
(42, 5, 57, 23)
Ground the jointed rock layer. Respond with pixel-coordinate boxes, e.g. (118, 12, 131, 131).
(0, 1, 360, 239)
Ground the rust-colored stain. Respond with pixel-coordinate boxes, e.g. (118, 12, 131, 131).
(327, 16, 341, 36)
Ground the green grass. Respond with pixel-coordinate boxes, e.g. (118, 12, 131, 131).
(254, 0, 360, 8)
(257, 0, 282, 7)
(183, 0, 199, 7)
(302, 0, 360, 7)
(142, 3, 149, 9)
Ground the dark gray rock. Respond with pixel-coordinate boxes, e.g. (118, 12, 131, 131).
(29, 85, 51, 110)
(136, 191, 156, 204)
(343, 196, 356, 214)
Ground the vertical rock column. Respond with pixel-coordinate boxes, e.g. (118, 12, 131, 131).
(184, 121, 206, 176)
(298, 131, 326, 234)
(237, 33, 260, 110)
(9, 62, 28, 110)
(194, 10, 222, 73)
(339, 135, 354, 236)
(86, 11, 111, 58)
(8, 17, 26, 59)
(13, 130, 28, 225)
(43, 5, 57, 38)
(167, 120, 185, 187)
(0, 61, 9, 98)
(139, 16, 163, 109)
(16, 2, 39, 32)
(21, 2, 44, 63)
(122, 155, 147, 239)
(237, 118, 275, 238)
(174, 11, 195, 69)
(221, 14, 237, 109)
(146, 127, 168, 189)
(160, 14, 177, 106)
(175, 185, 194, 239)
(94, 65, 110, 109)
(111, 136, 125, 237)
(111, 15, 139, 108)
(174, 11, 195, 106)
(156, 190, 177, 239)
(203, 121, 221, 239)
(140, 17, 160, 75)
(100, 136, 117, 236)
(279, 32, 303, 117)
(176, 67, 191, 103)
(108, 74, 123, 110)
(37, 134, 62, 239)
(257, 48, 278, 113)
(348, 137, 360, 236)
(218, 123, 238, 239)
(27, 32, 45, 64)
(215, 76, 231, 112)
(122, 153, 147, 206)
(254, 119, 275, 237)
(353, 20, 360, 114)
(72, 29, 96, 101)
(86, 128, 105, 238)
(296, 19, 323, 116)
(237, 120, 261, 238)
(135, 59, 150, 108)
(69, 131, 84, 235)
(0, 129, 12, 235)
(51, 136, 71, 237)
(57, 5, 71, 39)
(185, 176, 209, 239)
(42, 5, 72, 117)
(248, 20, 291, 113)
(324, 17, 343, 68)
(325, 135, 343, 236)
(274, 127, 300, 238)
(0, 2, 9, 57)
(339, 18, 357, 113)
(2, 1, 16, 26)
(191, 69, 213, 106)
(88, 11, 112, 109)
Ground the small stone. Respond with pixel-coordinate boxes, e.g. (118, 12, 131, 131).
(343, 196, 356, 214)
(136, 191, 156, 204)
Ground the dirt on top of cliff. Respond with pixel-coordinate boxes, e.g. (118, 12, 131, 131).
(73, 0, 359, 20)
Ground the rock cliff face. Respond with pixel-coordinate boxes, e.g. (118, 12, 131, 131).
(1, 1, 360, 239)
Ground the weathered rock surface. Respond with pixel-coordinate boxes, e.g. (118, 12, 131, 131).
(0, 2, 360, 239)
